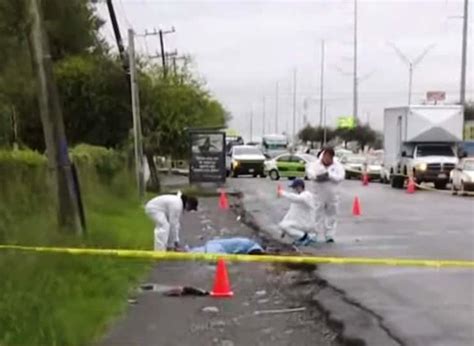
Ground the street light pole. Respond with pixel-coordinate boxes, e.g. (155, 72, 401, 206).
(408, 64, 413, 105)
(389, 42, 435, 105)
(353, 0, 358, 121)
(292, 68, 297, 140)
(319, 40, 325, 127)
(250, 110, 253, 142)
(275, 82, 279, 133)
(460, 0, 469, 106)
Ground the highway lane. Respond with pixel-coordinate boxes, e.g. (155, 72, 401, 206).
(229, 177, 474, 345)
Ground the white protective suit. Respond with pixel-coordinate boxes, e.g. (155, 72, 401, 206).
(306, 157, 345, 240)
(145, 192, 183, 251)
(279, 190, 316, 240)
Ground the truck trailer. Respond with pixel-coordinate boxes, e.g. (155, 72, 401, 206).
(383, 105, 463, 189)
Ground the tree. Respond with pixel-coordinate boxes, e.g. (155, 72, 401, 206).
(299, 125, 335, 147)
(335, 124, 378, 149)
(465, 102, 474, 121)
(54, 54, 131, 148)
(0, 0, 106, 150)
(140, 65, 228, 190)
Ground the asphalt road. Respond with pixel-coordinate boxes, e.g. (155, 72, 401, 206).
(229, 176, 474, 346)
(102, 198, 338, 346)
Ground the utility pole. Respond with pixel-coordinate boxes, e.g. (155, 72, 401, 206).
(460, 0, 469, 106)
(262, 96, 266, 137)
(389, 42, 435, 105)
(292, 68, 297, 140)
(353, 0, 359, 121)
(27, 0, 82, 234)
(275, 82, 279, 133)
(128, 29, 145, 200)
(323, 105, 328, 145)
(156, 27, 175, 78)
(319, 40, 325, 127)
(250, 110, 254, 142)
(106, 0, 128, 74)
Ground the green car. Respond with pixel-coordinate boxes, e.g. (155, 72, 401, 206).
(264, 153, 317, 180)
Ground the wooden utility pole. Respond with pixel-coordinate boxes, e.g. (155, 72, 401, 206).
(128, 29, 145, 200)
(27, 0, 82, 234)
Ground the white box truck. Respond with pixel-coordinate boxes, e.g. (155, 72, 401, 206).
(383, 105, 463, 189)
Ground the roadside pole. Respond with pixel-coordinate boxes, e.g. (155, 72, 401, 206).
(27, 0, 82, 234)
(460, 0, 469, 106)
(128, 29, 145, 201)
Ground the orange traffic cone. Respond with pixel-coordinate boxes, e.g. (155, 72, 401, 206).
(277, 183, 283, 197)
(406, 177, 416, 194)
(352, 196, 362, 216)
(210, 258, 234, 298)
(362, 172, 369, 186)
(219, 190, 229, 210)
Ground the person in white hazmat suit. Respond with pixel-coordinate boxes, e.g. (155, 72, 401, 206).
(306, 147, 345, 243)
(278, 178, 318, 246)
(145, 192, 198, 251)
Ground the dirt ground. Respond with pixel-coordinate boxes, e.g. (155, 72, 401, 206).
(101, 198, 340, 346)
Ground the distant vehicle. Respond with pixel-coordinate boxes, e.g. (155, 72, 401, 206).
(457, 141, 474, 158)
(264, 153, 316, 180)
(341, 155, 382, 181)
(246, 141, 260, 146)
(335, 148, 353, 159)
(383, 105, 463, 190)
(451, 158, 474, 195)
(341, 155, 366, 179)
(366, 156, 383, 181)
(225, 128, 244, 154)
(227, 145, 266, 178)
(262, 134, 289, 158)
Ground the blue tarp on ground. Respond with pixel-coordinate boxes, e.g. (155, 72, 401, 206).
(190, 237, 263, 254)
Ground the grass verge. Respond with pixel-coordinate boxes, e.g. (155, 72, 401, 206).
(0, 172, 153, 346)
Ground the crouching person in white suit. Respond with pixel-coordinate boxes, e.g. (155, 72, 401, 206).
(145, 192, 198, 251)
(278, 179, 317, 246)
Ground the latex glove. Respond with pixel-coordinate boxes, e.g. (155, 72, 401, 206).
(316, 172, 329, 182)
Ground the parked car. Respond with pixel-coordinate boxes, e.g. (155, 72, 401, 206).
(226, 145, 266, 178)
(264, 153, 316, 180)
(340, 155, 382, 181)
(335, 148, 353, 159)
(451, 158, 474, 195)
(341, 155, 366, 179)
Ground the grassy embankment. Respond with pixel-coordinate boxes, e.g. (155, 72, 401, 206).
(0, 146, 153, 345)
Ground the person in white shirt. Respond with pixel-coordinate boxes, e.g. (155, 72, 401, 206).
(306, 147, 345, 243)
(145, 192, 198, 251)
(278, 178, 317, 246)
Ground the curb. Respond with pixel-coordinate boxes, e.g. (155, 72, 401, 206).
(233, 192, 403, 346)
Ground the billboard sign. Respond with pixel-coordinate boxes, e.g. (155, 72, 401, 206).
(337, 116, 356, 129)
(426, 91, 446, 103)
(189, 130, 226, 183)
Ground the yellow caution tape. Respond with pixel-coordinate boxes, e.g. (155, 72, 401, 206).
(0, 244, 473, 268)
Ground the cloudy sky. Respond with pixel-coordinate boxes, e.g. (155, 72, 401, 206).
(97, 0, 473, 141)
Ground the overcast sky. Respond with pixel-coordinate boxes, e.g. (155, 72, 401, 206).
(97, 0, 473, 141)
